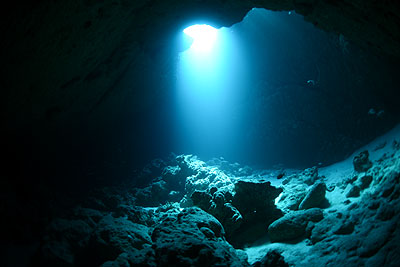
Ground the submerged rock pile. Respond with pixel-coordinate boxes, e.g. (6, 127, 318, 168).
(35, 141, 400, 266)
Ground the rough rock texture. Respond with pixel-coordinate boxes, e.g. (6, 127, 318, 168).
(346, 185, 361, 198)
(302, 166, 319, 186)
(4, 0, 400, 193)
(268, 208, 324, 242)
(358, 175, 373, 190)
(191, 179, 283, 247)
(30, 141, 400, 266)
(231, 180, 283, 246)
(35, 203, 249, 266)
(298, 181, 327, 210)
(353, 150, 373, 173)
(191, 189, 243, 236)
(277, 167, 323, 212)
(232, 180, 283, 224)
(151, 207, 248, 266)
(252, 250, 289, 267)
(87, 215, 152, 265)
(4, 0, 400, 134)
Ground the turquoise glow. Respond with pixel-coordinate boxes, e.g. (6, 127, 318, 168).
(175, 23, 249, 157)
(183, 24, 218, 52)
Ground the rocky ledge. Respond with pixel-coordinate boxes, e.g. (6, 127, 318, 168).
(32, 135, 400, 266)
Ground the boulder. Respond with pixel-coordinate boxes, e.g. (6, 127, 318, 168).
(301, 166, 319, 185)
(191, 179, 283, 246)
(88, 215, 152, 265)
(151, 207, 248, 266)
(276, 182, 307, 212)
(353, 150, 372, 173)
(358, 175, 373, 190)
(268, 208, 324, 242)
(346, 185, 361, 198)
(298, 181, 327, 210)
(191, 189, 243, 240)
(232, 180, 283, 224)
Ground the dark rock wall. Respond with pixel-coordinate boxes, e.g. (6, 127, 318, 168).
(227, 9, 400, 167)
(2, 1, 400, 188)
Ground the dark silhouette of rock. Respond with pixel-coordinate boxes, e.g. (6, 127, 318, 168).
(346, 185, 361, 198)
(252, 250, 289, 267)
(191, 179, 283, 247)
(87, 215, 152, 265)
(359, 175, 373, 190)
(268, 208, 324, 242)
(151, 207, 248, 266)
(353, 150, 373, 172)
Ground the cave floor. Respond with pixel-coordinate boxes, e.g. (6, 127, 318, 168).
(30, 124, 400, 266)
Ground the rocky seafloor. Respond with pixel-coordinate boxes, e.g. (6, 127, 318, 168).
(32, 126, 400, 266)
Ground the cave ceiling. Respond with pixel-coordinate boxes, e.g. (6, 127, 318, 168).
(2, 0, 400, 136)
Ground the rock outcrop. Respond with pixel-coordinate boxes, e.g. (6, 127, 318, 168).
(268, 208, 324, 242)
(32, 144, 400, 266)
(298, 181, 327, 210)
(353, 150, 373, 173)
(151, 207, 248, 266)
(191, 179, 283, 247)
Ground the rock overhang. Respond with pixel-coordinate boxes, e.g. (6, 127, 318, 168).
(3, 0, 400, 184)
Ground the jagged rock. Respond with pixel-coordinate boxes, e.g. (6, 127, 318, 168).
(353, 150, 373, 173)
(276, 182, 307, 212)
(158, 165, 186, 200)
(299, 181, 327, 210)
(151, 207, 248, 266)
(191, 179, 282, 246)
(232, 180, 283, 224)
(191, 189, 243, 238)
(161, 165, 182, 186)
(133, 155, 216, 207)
(185, 167, 234, 198)
(276, 169, 324, 212)
(230, 180, 283, 245)
(191, 190, 212, 210)
(268, 208, 324, 243)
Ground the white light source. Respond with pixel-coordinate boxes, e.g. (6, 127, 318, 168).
(183, 24, 218, 52)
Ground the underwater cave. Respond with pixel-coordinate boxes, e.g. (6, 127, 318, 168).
(3, 1, 400, 266)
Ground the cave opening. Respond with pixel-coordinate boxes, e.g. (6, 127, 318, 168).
(170, 8, 399, 170)
(183, 24, 218, 52)
(4, 3, 400, 266)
